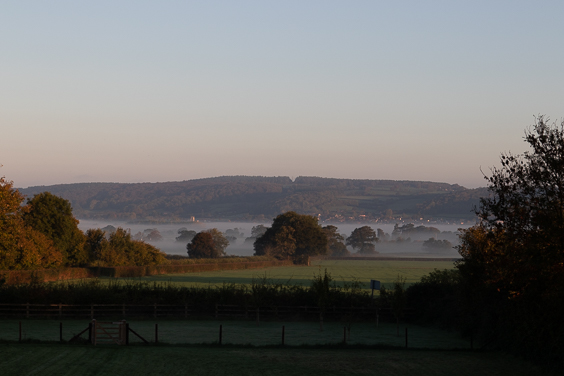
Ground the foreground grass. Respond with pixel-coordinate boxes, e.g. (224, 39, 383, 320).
(0, 343, 553, 376)
(102, 259, 456, 289)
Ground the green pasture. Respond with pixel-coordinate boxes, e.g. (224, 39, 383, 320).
(0, 343, 553, 376)
(102, 259, 456, 289)
(0, 319, 469, 349)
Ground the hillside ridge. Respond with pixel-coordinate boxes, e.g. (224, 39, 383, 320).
(18, 176, 486, 222)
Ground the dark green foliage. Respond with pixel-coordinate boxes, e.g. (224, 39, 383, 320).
(457, 117, 564, 368)
(23, 192, 87, 266)
(323, 225, 349, 256)
(405, 269, 461, 328)
(254, 212, 328, 261)
(187, 232, 221, 258)
(346, 226, 378, 254)
(205, 229, 229, 256)
(422, 238, 453, 251)
(392, 224, 440, 241)
(85, 227, 166, 266)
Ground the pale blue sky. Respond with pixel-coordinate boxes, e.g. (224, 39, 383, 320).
(1, 1, 563, 188)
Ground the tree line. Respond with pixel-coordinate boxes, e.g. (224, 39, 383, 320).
(0, 181, 165, 270)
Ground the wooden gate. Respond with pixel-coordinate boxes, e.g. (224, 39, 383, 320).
(92, 320, 126, 345)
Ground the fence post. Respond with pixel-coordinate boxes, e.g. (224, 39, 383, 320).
(92, 319, 97, 345)
(59, 304, 62, 319)
(219, 324, 222, 346)
(91, 304, 94, 319)
(88, 323, 92, 344)
(154, 303, 157, 319)
(155, 324, 158, 344)
(60, 322, 63, 342)
(282, 326, 285, 346)
(405, 327, 408, 348)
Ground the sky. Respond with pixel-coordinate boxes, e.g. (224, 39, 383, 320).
(1, 1, 563, 189)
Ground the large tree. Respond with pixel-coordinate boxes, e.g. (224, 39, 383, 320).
(23, 192, 87, 266)
(254, 211, 327, 261)
(457, 116, 564, 365)
(205, 228, 229, 257)
(346, 226, 378, 254)
(322, 225, 349, 256)
(187, 232, 220, 258)
(0, 177, 63, 269)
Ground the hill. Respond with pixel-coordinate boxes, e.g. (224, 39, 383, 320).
(18, 176, 487, 222)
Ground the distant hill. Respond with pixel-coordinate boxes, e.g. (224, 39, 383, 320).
(18, 176, 487, 222)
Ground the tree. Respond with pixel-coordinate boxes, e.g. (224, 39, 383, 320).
(187, 231, 224, 258)
(254, 211, 328, 262)
(84, 228, 107, 262)
(462, 116, 564, 298)
(346, 226, 378, 254)
(245, 224, 268, 244)
(457, 116, 564, 365)
(176, 229, 197, 243)
(322, 225, 349, 256)
(84, 227, 165, 266)
(205, 228, 229, 256)
(146, 229, 163, 242)
(422, 238, 453, 251)
(251, 225, 268, 239)
(0, 177, 63, 269)
(23, 192, 87, 266)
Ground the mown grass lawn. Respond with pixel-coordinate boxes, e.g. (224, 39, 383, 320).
(0, 343, 554, 376)
(102, 259, 456, 289)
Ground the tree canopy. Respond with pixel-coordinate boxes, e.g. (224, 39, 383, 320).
(23, 192, 87, 266)
(254, 211, 328, 261)
(457, 116, 564, 365)
(346, 226, 378, 254)
(0, 177, 63, 269)
(204, 228, 229, 257)
(187, 232, 220, 258)
(322, 225, 349, 256)
(84, 227, 166, 266)
(186, 229, 228, 258)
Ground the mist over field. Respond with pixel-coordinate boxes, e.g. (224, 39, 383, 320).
(77, 220, 470, 258)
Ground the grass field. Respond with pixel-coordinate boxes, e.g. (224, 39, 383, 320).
(0, 343, 554, 376)
(0, 320, 469, 349)
(101, 259, 456, 289)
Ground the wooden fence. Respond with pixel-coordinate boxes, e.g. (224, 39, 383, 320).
(0, 303, 403, 321)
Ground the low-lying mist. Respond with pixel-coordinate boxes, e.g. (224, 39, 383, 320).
(77, 220, 472, 258)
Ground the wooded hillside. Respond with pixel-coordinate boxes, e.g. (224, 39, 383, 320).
(19, 176, 486, 222)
